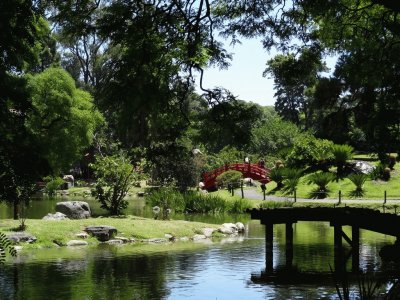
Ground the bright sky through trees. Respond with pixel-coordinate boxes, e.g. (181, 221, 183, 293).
(198, 38, 276, 106)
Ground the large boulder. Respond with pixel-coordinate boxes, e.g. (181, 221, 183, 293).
(84, 225, 117, 242)
(56, 201, 91, 219)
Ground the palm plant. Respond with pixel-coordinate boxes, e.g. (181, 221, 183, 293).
(270, 167, 285, 189)
(307, 172, 335, 199)
(0, 233, 17, 264)
(331, 144, 354, 177)
(348, 173, 368, 198)
(282, 168, 303, 195)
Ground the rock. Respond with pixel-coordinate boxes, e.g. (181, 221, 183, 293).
(192, 234, 207, 241)
(7, 232, 37, 244)
(105, 239, 124, 245)
(201, 228, 215, 237)
(164, 234, 177, 241)
(75, 232, 89, 239)
(56, 201, 91, 219)
(145, 238, 167, 244)
(66, 240, 88, 247)
(235, 222, 245, 233)
(14, 246, 23, 251)
(179, 237, 190, 242)
(218, 223, 238, 235)
(84, 225, 117, 242)
(42, 212, 69, 220)
(352, 161, 375, 174)
(114, 236, 129, 243)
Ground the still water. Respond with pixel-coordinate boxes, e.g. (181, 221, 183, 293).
(0, 197, 398, 299)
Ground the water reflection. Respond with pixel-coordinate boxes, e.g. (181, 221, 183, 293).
(0, 221, 398, 299)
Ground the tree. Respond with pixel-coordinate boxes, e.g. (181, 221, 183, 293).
(26, 67, 104, 173)
(0, 0, 52, 219)
(91, 152, 139, 215)
(214, 0, 400, 157)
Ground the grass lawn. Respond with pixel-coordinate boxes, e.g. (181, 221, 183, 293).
(264, 165, 400, 200)
(0, 216, 220, 250)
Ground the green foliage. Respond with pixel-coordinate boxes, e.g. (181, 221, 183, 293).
(388, 154, 397, 170)
(26, 67, 104, 173)
(331, 144, 354, 176)
(91, 152, 138, 215)
(0, 232, 17, 264)
(282, 168, 303, 195)
(370, 163, 391, 181)
(44, 176, 64, 195)
(230, 198, 253, 213)
(215, 170, 242, 189)
(348, 173, 368, 198)
(286, 135, 334, 169)
(204, 146, 244, 171)
(249, 108, 302, 156)
(269, 167, 285, 189)
(307, 172, 335, 199)
(147, 189, 230, 215)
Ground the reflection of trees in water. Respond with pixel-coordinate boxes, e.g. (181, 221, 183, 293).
(90, 253, 171, 300)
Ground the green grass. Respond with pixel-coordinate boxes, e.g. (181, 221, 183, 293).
(0, 217, 220, 250)
(265, 167, 400, 200)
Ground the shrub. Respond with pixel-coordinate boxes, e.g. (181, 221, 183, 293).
(91, 152, 139, 215)
(307, 172, 335, 199)
(383, 167, 391, 181)
(348, 173, 368, 198)
(286, 134, 334, 169)
(270, 167, 285, 189)
(44, 176, 64, 195)
(370, 163, 391, 181)
(331, 144, 354, 176)
(282, 168, 303, 195)
(230, 198, 253, 213)
(215, 170, 242, 189)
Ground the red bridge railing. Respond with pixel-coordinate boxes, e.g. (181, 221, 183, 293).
(202, 163, 271, 190)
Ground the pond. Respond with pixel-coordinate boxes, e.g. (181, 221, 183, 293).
(0, 197, 399, 299)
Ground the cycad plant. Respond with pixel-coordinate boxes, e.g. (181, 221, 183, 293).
(282, 168, 303, 195)
(307, 172, 335, 199)
(331, 144, 354, 177)
(348, 173, 368, 198)
(270, 167, 285, 189)
(0, 233, 17, 264)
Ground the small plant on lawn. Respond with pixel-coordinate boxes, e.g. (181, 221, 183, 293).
(147, 187, 184, 219)
(307, 172, 335, 199)
(270, 167, 285, 189)
(282, 168, 303, 195)
(331, 144, 354, 177)
(348, 173, 368, 198)
(44, 176, 64, 196)
(216, 170, 242, 192)
(91, 152, 139, 215)
(230, 198, 252, 213)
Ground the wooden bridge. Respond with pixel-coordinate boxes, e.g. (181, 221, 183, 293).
(202, 163, 271, 190)
(249, 207, 400, 272)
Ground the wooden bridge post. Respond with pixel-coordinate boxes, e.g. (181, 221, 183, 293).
(265, 223, 274, 271)
(334, 224, 344, 272)
(286, 223, 294, 268)
(352, 226, 360, 272)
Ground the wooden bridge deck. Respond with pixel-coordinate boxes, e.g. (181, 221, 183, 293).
(249, 207, 400, 237)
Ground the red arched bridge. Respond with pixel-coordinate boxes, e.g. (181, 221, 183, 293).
(202, 163, 271, 190)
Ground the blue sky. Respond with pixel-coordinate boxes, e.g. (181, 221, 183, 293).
(196, 38, 277, 107)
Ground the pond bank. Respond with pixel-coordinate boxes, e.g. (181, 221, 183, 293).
(0, 216, 243, 251)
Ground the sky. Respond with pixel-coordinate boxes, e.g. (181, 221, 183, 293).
(196, 38, 277, 107)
